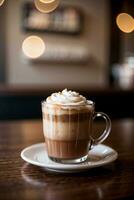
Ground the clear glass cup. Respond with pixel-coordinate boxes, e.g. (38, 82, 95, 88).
(42, 100, 111, 164)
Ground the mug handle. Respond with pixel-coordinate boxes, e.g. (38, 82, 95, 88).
(90, 112, 111, 149)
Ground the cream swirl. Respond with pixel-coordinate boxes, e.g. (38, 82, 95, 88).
(46, 89, 87, 105)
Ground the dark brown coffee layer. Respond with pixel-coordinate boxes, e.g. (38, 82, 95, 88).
(45, 138, 89, 159)
(43, 112, 92, 122)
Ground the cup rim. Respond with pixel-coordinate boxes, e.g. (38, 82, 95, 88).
(41, 100, 95, 107)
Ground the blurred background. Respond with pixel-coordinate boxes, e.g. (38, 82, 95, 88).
(0, 0, 134, 120)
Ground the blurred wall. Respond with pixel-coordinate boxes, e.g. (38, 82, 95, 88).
(0, 4, 6, 83)
(5, 0, 110, 87)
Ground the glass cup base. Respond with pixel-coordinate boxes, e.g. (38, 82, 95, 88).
(49, 155, 88, 164)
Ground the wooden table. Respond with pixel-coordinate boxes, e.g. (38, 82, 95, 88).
(0, 119, 134, 200)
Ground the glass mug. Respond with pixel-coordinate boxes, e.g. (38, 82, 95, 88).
(42, 100, 111, 164)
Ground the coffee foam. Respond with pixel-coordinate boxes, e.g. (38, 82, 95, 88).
(46, 89, 87, 105)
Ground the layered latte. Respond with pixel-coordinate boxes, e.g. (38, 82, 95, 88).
(42, 89, 94, 160)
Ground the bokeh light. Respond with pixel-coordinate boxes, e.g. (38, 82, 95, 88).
(22, 36, 45, 59)
(34, 0, 60, 13)
(116, 13, 134, 33)
(0, 0, 5, 6)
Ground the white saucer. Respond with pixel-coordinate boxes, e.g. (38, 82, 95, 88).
(21, 143, 118, 173)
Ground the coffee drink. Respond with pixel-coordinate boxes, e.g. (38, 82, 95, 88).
(42, 89, 94, 160)
(42, 89, 111, 163)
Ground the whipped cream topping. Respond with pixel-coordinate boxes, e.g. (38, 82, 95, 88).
(46, 89, 87, 105)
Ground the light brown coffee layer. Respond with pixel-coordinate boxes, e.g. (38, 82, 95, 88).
(45, 138, 89, 159)
(43, 119, 92, 140)
(42, 103, 94, 143)
(42, 104, 94, 116)
(43, 112, 91, 122)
